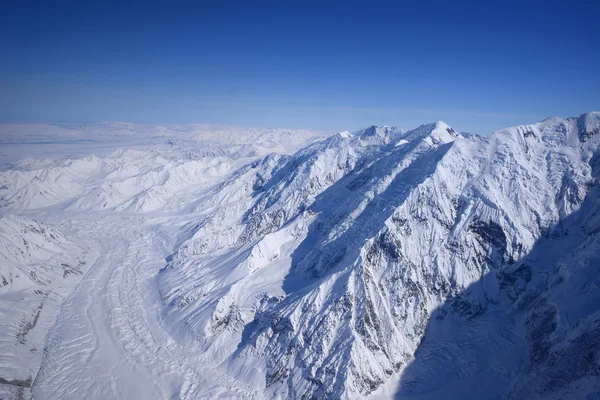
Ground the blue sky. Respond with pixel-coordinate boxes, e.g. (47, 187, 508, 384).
(2, 0, 599, 134)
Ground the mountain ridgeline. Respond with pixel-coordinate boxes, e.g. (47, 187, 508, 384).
(158, 112, 600, 398)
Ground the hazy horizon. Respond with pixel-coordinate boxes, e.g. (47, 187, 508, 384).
(2, 0, 599, 134)
(2, 111, 598, 138)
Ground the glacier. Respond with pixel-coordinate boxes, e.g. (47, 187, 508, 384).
(0, 114, 599, 399)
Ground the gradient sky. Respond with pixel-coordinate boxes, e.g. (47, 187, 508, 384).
(2, 0, 599, 134)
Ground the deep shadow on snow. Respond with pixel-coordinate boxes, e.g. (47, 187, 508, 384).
(395, 153, 600, 400)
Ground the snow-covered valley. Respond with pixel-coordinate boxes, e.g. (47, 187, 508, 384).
(1, 115, 600, 399)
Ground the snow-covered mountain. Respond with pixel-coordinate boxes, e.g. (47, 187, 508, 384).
(0, 122, 324, 169)
(1, 113, 599, 399)
(0, 122, 325, 212)
(0, 123, 323, 399)
(158, 112, 600, 399)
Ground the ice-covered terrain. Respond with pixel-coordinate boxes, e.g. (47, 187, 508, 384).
(0, 123, 323, 399)
(1, 114, 600, 399)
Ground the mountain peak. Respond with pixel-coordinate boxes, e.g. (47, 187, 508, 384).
(576, 111, 600, 142)
(433, 120, 450, 129)
(354, 125, 403, 145)
(402, 120, 460, 146)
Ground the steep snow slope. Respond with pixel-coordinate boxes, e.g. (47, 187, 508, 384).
(394, 113, 600, 400)
(0, 215, 87, 399)
(158, 113, 600, 399)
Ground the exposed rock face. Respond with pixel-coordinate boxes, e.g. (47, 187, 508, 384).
(159, 113, 600, 398)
